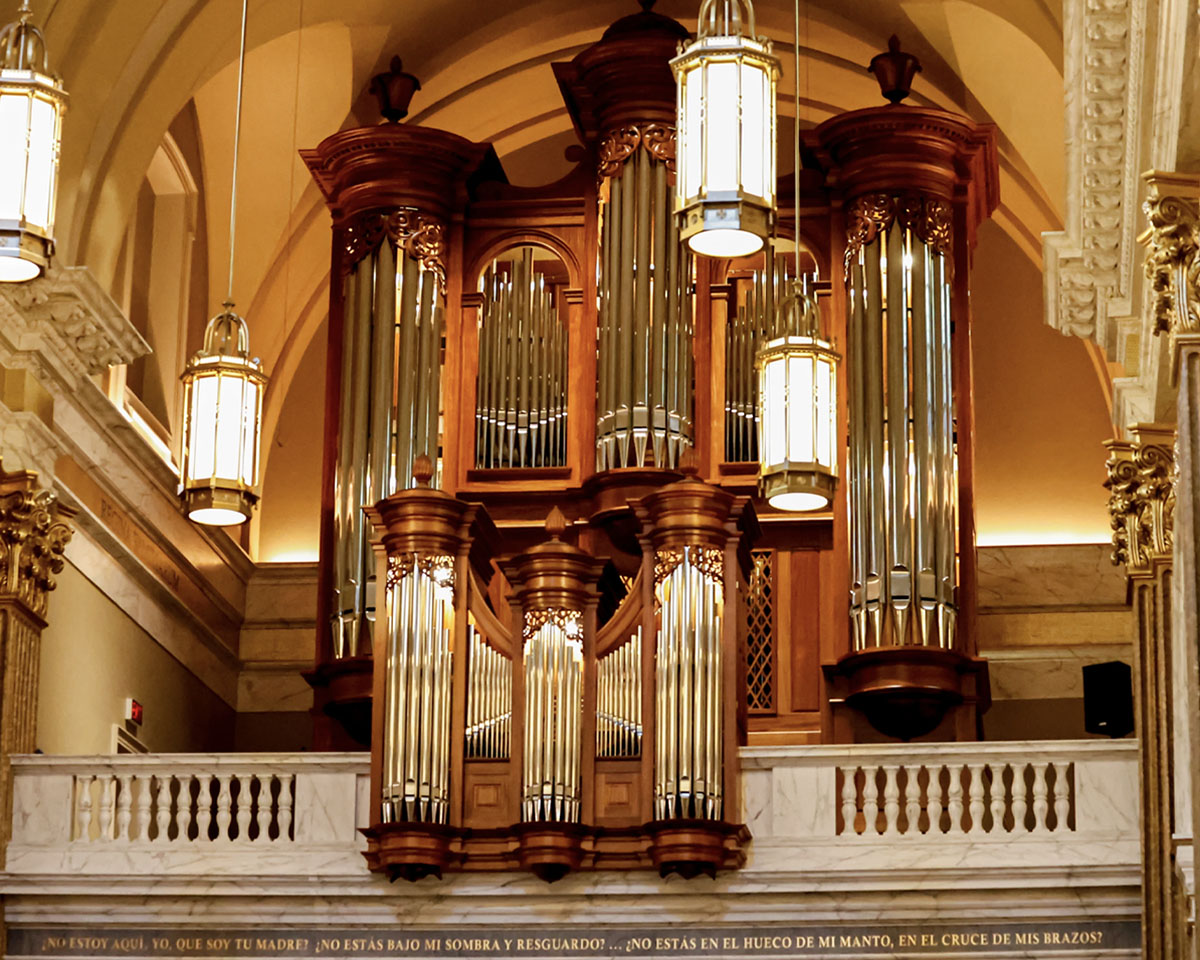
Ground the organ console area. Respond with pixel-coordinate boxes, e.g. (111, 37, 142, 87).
(301, 2, 996, 882)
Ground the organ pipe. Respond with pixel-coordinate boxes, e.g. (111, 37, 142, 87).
(596, 130, 694, 470)
(475, 247, 568, 469)
(654, 546, 724, 820)
(381, 552, 455, 824)
(331, 212, 447, 659)
(465, 622, 512, 760)
(597, 627, 642, 759)
(521, 610, 584, 822)
(845, 195, 956, 650)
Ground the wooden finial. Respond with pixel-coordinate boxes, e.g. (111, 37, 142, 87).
(639, 0, 657, 10)
(867, 35, 922, 105)
(370, 55, 421, 122)
(677, 446, 700, 478)
(412, 453, 434, 487)
(545, 506, 568, 540)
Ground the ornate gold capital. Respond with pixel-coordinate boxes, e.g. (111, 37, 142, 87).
(1141, 173, 1200, 355)
(0, 465, 74, 621)
(1104, 429, 1175, 574)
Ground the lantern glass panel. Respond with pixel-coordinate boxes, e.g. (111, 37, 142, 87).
(0, 91, 27, 220)
(25, 92, 55, 231)
(682, 66, 702, 198)
(704, 59, 739, 193)
(740, 61, 765, 198)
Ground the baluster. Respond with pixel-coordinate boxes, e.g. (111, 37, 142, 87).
(255, 777, 273, 841)
(154, 776, 173, 841)
(1053, 762, 1071, 831)
(277, 775, 294, 841)
(967, 764, 985, 834)
(235, 775, 252, 841)
(116, 775, 132, 842)
(903, 767, 922, 836)
(196, 776, 213, 841)
(215, 774, 233, 840)
(135, 776, 152, 841)
(74, 776, 94, 842)
(1011, 764, 1028, 832)
(988, 765, 1005, 834)
(97, 776, 115, 841)
(862, 767, 880, 836)
(840, 767, 857, 835)
(928, 765, 946, 834)
(1032, 763, 1049, 832)
(946, 766, 964, 834)
(882, 765, 900, 836)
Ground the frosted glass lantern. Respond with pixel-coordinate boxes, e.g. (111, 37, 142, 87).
(672, 0, 778, 259)
(179, 306, 267, 526)
(756, 287, 838, 511)
(0, 3, 67, 282)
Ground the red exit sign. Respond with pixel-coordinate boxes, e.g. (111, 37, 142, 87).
(124, 698, 143, 726)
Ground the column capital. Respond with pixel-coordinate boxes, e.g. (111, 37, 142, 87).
(0, 461, 74, 623)
(1104, 424, 1176, 574)
(1141, 171, 1200, 372)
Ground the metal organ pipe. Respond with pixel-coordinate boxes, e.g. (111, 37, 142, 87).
(596, 133, 693, 470)
(475, 248, 568, 469)
(845, 197, 957, 651)
(597, 627, 642, 759)
(331, 215, 447, 659)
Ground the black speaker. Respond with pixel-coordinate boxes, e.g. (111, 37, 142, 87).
(1082, 660, 1134, 738)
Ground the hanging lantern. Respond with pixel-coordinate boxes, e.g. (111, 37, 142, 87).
(179, 305, 266, 526)
(672, 0, 778, 259)
(756, 281, 838, 511)
(0, 1, 67, 283)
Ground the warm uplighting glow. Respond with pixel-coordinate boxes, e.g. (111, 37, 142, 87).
(757, 285, 839, 512)
(179, 307, 266, 526)
(672, 0, 778, 259)
(0, 2, 67, 282)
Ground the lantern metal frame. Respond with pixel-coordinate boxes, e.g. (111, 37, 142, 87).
(755, 272, 839, 512)
(0, 0, 67, 283)
(178, 305, 266, 526)
(672, 0, 779, 259)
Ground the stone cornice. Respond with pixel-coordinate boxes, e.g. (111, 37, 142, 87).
(1104, 424, 1175, 574)
(0, 266, 149, 381)
(1043, 0, 1145, 349)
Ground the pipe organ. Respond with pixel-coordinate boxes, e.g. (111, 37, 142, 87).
(304, 3, 997, 882)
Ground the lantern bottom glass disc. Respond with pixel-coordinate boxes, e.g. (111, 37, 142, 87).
(187, 506, 249, 527)
(0, 258, 42, 283)
(687, 228, 764, 259)
(768, 490, 830, 512)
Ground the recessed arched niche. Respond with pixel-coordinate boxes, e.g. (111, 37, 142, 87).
(473, 243, 571, 471)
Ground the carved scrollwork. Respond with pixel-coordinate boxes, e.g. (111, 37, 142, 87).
(597, 123, 676, 181)
(653, 545, 723, 585)
(1104, 439, 1174, 573)
(340, 209, 448, 292)
(0, 485, 73, 621)
(386, 553, 456, 594)
(523, 607, 582, 642)
(843, 193, 954, 271)
(1143, 193, 1200, 337)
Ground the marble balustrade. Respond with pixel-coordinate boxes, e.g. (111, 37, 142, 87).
(4, 740, 1137, 887)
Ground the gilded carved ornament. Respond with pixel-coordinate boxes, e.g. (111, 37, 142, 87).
(653, 545, 723, 585)
(843, 193, 953, 272)
(341, 209, 448, 291)
(597, 123, 676, 181)
(523, 607, 582, 642)
(1104, 440, 1174, 573)
(0, 486, 73, 620)
(386, 553, 456, 594)
(1143, 193, 1200, 338)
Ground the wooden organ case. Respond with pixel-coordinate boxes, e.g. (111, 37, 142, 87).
(302, 5, 998, 881)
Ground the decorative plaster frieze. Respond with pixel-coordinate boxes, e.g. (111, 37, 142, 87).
(0, 266, 149, 383)
(1043, 0, 1146, 349)
(1104, 427, 1174, 573)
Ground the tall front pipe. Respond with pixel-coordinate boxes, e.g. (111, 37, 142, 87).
(633, 461, 757, 877)
(362, 456, 496, 881)
(501, 508, 605, 882)
(816, 44, 996, 741)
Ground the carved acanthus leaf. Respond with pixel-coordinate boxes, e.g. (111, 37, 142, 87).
(597, 123, 676, 181)
(0, 484, 74, 621)
(1143, 193, 1200, 338)
(1104, 439, 1174, 573)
